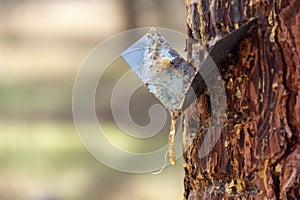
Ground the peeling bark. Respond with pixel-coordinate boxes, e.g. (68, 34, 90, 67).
(183, 0, 300, 199)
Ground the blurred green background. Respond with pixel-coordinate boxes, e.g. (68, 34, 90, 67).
(0, 0, 187, 199)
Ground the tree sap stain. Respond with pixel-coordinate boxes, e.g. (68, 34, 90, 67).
(168, 116, 177, 165)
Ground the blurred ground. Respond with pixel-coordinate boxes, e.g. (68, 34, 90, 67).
(0, 0, 186, 200)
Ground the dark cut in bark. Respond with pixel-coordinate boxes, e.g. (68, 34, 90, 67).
(183, 0, 300, 199)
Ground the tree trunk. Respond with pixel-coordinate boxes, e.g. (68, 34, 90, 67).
(183, 0, 300, 199)
(122, 0, 137, 29)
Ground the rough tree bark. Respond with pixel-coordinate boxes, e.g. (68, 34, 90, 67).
(183, 0, 299, 199)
